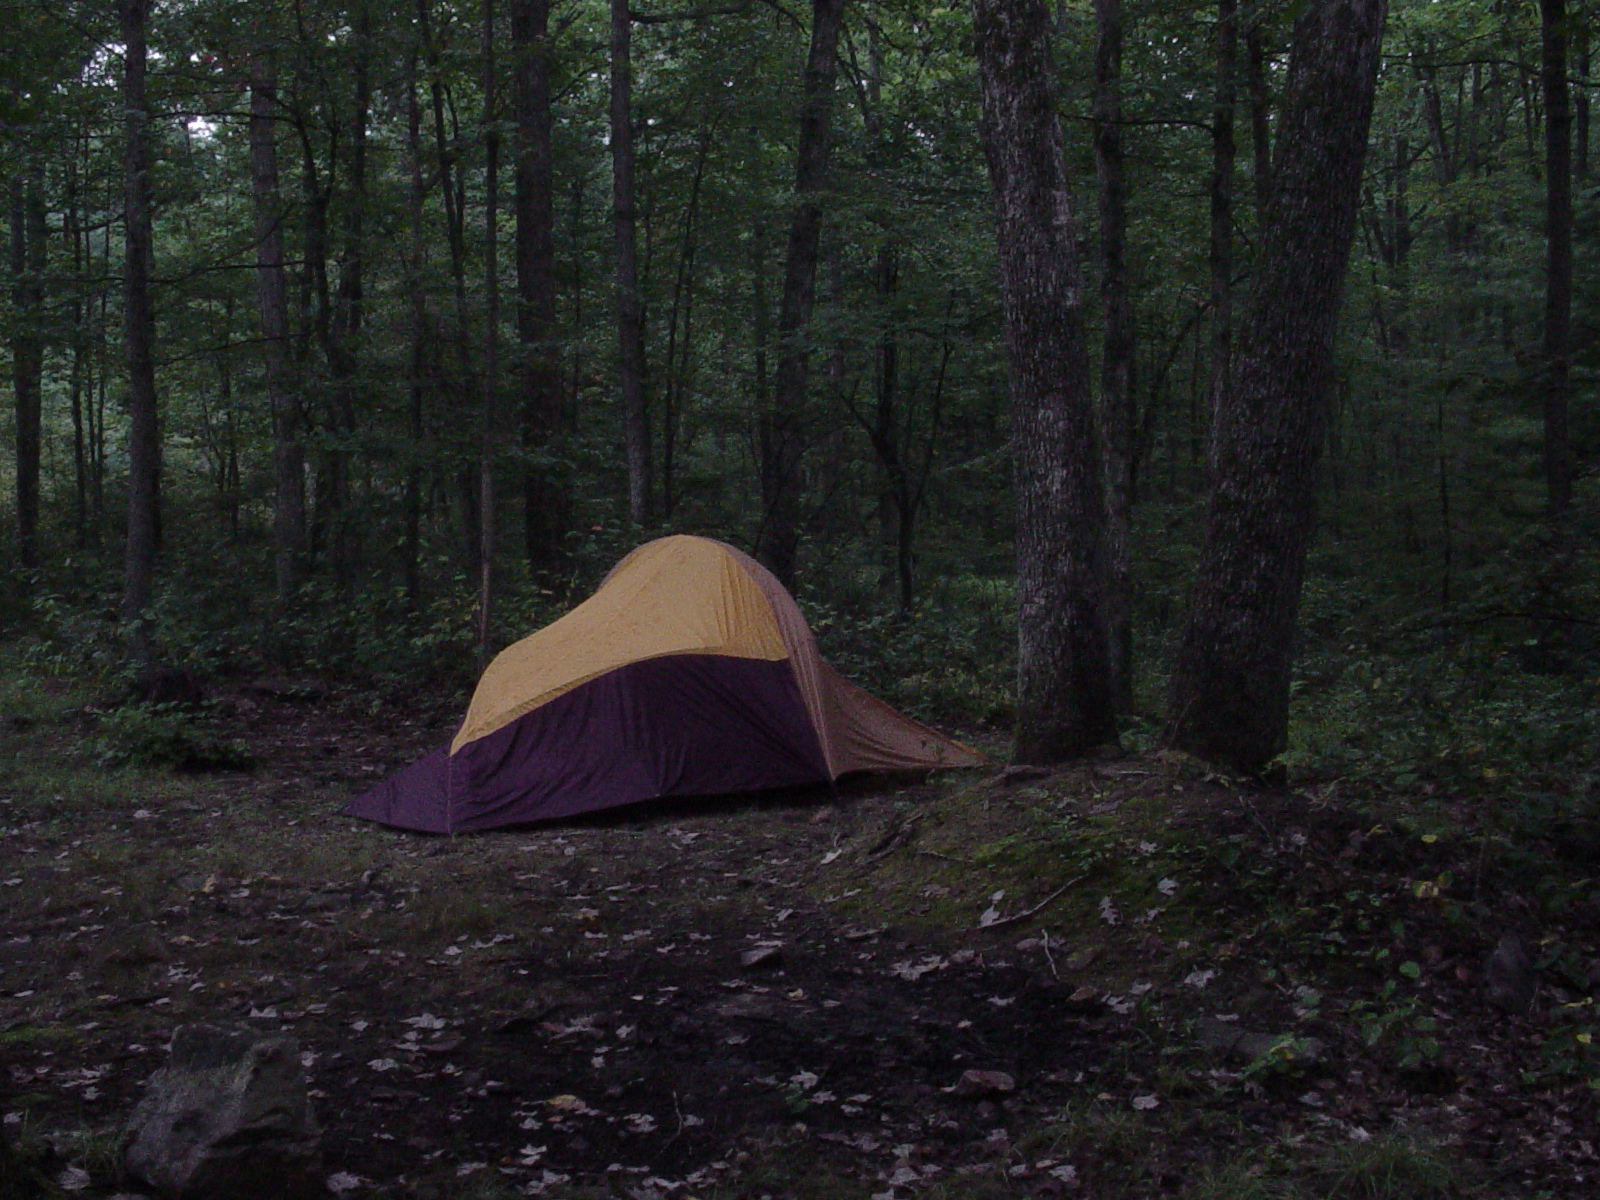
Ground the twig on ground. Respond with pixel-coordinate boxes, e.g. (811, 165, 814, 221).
(975, 875, 1085, 931)
(916, 849, 973, 864)
(1042, 929, 1058, 979)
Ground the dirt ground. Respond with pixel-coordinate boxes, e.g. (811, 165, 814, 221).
(3, 679, 1598, 1199)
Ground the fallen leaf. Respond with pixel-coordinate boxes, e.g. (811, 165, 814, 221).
(1131, 1094, 1159, 1110)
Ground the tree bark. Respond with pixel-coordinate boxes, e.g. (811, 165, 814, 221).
(403, 41, 429, 608)
(9, 165, 45, 570)
(249, 47, 306, 605)
(1575, 27, 1590, 182)
(973, 0, 1119, 763)
(756, 0, 847, 585)
(1164, 0, 1387, 773)
(326, 0, 370, 586)
(1094, 0, 1135, 713)
(611, 0, 651, 525)
(513, 0, 566, 566)
(662, 126, 710, 520)
(120, 0, 160, 661)
(1539, 0, 1572, 517)
(1244, 15, 1272, 220)
(478, 0, 501, 661)
(1207, 0, 1237, 463)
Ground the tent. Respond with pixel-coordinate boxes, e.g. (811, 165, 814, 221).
(348, 535, 984, 833)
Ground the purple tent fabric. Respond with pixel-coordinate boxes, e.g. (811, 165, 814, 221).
(348, 654, 829, 833)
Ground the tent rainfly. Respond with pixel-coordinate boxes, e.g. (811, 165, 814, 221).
(348, 535, 984, 833)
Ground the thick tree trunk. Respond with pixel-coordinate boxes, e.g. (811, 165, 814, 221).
(1094, 0, 1135, 713)
(9, 166, 45, 570)
(755, 0, 847, 585)
(120, 0, 160, 660)
(973, 0, 1119, 763)
(1164, 0, 1386, 773)
(1539, 0, 1572, 517)
(1207, 0, 1237, 462)
(611, 0, 651, 525)
(249, 51, 306, 605)
(513, 0, 565, 566)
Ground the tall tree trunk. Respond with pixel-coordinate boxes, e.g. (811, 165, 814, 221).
(1094, 0, 1135, 712)
(120, 0, 160, 662)
(1164, 0, 1387, 773)
(611, 0, 651, 525)
(421, 4, 481, 570)
(513, 0, 565, 566)
(1207, 0, 1237, 463)
(662, 127, 710, 521)
(249, 48, 306, 606)
(67, 156, 89, 549)
(1244, 15, 1272, 220)
(327, 0, 370, 586)
(756, 0, 847, 585)
(870, 241, 913, 610)
(973, 0, 1120, 763)
(1575, 27, 1590, 181)
(478, 0, 501, 660)
(404, 44, 429, 608)
(8, 165, 45, 570)
(1539, 0, 1572, 517)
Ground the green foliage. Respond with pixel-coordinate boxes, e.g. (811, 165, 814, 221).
(86, 703, 253, 772)
(1348, 978, 1442, 1073)
(803, 571, 1016, 729)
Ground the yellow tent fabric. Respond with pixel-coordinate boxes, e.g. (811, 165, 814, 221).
(452, 535, 984, 775)
(454, 536, 788, 752)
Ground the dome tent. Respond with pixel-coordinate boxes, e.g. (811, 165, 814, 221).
(348, 535, 984, 833)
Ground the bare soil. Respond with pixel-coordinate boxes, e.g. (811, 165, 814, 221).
(3, 681, 1598, 1198)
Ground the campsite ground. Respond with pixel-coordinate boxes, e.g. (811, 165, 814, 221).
(2, 667, 1598, 1200)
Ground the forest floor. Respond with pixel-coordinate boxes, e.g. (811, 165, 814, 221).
(2, 667, 1598, 1200)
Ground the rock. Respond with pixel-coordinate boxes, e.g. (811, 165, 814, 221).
(1195, 1017, 1322, 1065)
(1482, 933, 1534, 1014)
(122, 1024, 322, 1200)
(945, 1069, 1016, 1098)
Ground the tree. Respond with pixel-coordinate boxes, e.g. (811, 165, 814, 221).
(120, 0, 159, 663)
(612, 0, 651, 525)
(1538, 0, 1572, 517)
(973, 0, 1119, 762)
(478, 0, 502, 659)
(513, 0, 564, 566)
(1164, 0, 1387, 773)
(8, 162, 45, 569)
(1093, 0, 1135, 711)
(248, 38, 306, 605)
(756, 0, 847, 585)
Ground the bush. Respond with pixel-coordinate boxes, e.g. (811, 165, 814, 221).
(86, 703, 254, 772)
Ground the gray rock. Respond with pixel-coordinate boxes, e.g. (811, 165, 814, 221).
(1483, 933, 1535, 1014)
(123, 1024, 321, 1200)
(1195, 1016, 1322, 1065)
